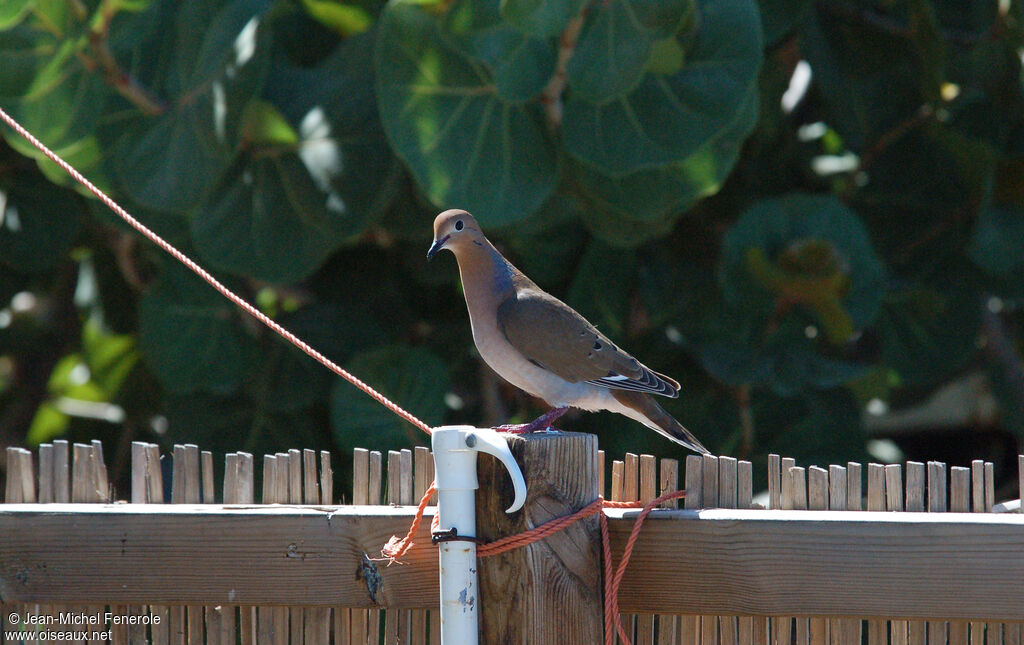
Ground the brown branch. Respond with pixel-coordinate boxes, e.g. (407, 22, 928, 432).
(81, 32, 167, 116)
(538, 4, 590, 129)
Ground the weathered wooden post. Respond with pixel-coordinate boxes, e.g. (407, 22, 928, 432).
(475, 431, 602, 643)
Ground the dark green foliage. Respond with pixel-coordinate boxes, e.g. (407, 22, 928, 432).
(1, 0, 1023, 496)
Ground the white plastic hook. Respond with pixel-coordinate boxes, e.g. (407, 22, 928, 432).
(431, 426, 526, 513)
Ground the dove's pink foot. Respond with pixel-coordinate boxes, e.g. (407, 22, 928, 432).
(495, 407, 569, 434)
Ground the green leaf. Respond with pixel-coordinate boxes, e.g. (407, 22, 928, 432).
(0, 0, 34, 30)
(81, 318, 139, 397)
(499, 0, 585, 37)
(138, 263, 255, 394)
(258, 303, 388, 412)
(967, 203, 1024, 275)
(302, 0, 372, 36)
(566, 240, 638, 337)
(563, 0, 762, 176)
(194, 32, 398, 282)
(164, 390, 325, 459)
(0, 171, 83, 273)
(877, 282, 980, 386)
(799, 4, 925, 151)
(756, 0, 810, 46)
(240, 98, 299, 145)
(375, 0, 558, 226)
(448, 1, 556, 103)
(114, 0, 272, 212)
(721, 193, 886, 336)
(330, 344, 445, 455)
(192, 155, 353, 283)
(851, 127, 989, 276)
(574, 87, 757, 245)
(566, 0, 653, 102)
(692, 304, 867, 395)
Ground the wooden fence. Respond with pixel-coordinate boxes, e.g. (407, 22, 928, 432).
(2, 437, 1023, 645)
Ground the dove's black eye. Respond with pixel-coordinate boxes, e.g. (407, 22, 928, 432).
(455, 220, 464, 231)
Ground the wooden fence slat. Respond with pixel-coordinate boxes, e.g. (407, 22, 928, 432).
(39, 443, 54, 504)
(768, 454, 781, 510)
(640, 454, 657, 504)
(681, 455, 702, 645)
(807, 466, 829, 645)
(865, 463, 886, 645)
(624, 453, 639, 503)
(320, 451, 333, 505)
(201, 451, 214, 503)
(611, 460, 624, 503)
(659, 458, 679, 509)
(412, 445, 431, 645)
(847, 462, 862, 512)
(738, 460, 752, 510)
(927, 461, 948, 645)
(636, 455, 657, 645)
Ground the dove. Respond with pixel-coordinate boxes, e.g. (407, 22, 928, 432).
(427, 209, 709, 454)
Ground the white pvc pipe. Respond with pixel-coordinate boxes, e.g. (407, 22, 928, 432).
(431, 426, 526, 645)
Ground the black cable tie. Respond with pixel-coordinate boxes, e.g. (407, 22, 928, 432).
(431, 527, 484, 545)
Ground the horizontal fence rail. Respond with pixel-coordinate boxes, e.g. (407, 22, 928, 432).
(1, 440, 1023, 645)
(0, 504, 1022, 621)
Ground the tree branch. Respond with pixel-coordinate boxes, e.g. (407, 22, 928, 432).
(539, 5, 590, 129)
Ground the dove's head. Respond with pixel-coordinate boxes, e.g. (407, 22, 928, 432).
(427, 209, 485, 260)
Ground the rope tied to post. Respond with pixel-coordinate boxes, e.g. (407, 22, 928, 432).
(380, 483, 687, 645)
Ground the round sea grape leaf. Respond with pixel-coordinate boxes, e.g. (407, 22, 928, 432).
(0, 171, 84, 273)
(877, 282, 981, 387)
(330, 344, 445, 456)
(967, 203, 1024, 275)
(565, 0, 692, 102)
(721, 193, 886, 335)
(257, 303, 388, 412)
(798, 4, 924, 152)
(191, 154, 353, 283)
(444, 0, 556, 102)
(138, 263, 256, 394)
(114, 0, 273, 213)
(193, 32, 399, 283)
(574, 87, 757, 240)
(375, 0, 558, 227)
(503, 194, 589, 286)
(565, 0, 653, 102)
(1, 42, 113, 192)
(566, 240, 638, 337)
(692, 304, 868, 395)
(850, 127, 983, 276)
(562, 0, 762, 176)
(266, 31, 401, 226)
(579, 195, 680, 249)
(0, 26, 48, 98)
(499, 0, 586, 37)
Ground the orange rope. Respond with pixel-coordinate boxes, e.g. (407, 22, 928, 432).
(382, 482, 687, 645)
(0, 106, 432, 436)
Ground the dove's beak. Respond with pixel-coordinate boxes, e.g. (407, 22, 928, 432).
(427, 235, 449, 260)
